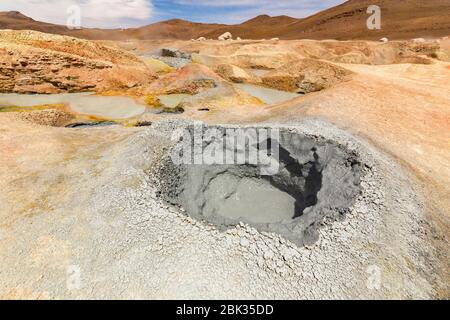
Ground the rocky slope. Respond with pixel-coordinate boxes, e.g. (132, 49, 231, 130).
(0, 30, 156, 94)
(260, 59, 354, 93)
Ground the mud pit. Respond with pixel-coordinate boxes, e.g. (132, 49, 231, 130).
(156, 126, 362, 246)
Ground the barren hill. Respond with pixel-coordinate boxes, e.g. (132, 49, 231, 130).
(1, 0, 450, 40)
(280, 0, 450, 40)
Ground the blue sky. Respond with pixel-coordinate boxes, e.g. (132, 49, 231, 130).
(0, 0, 346, 28)
(152, 0, 345, 24)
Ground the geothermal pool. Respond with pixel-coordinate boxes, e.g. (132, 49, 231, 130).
(0, 93, 146, 119)
(235, 83, 300, 105)
(155, 125, 362, 246)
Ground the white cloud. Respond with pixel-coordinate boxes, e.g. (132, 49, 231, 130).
(0, 0, 153, 28)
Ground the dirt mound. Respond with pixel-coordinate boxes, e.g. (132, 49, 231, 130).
(145, 63, 220, 95)
(0, 30, 156, 94)
(193, 51, 298, 70)
(15, 109, 74, 127)
(261, 59, 353, 93)
(143, 58, 175, 74)
(214, 64, 257, 83)
(289, 40, 441, 65)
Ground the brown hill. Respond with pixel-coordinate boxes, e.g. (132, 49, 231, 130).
(0, 11, 118, 40)
(1, 0, 450, 40)
(280, 0, 450, 40)
(124, 19, 227, 40)
(0, 11, 70, 35)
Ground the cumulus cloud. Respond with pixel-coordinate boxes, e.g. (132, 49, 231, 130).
(0, 0, 153, 28)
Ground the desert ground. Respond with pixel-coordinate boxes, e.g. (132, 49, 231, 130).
(0, 29, 449, 299)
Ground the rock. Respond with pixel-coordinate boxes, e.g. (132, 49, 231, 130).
(65, 121, 116, 128)
(214, 64, 256, 83)
(134, 121, 152, 127)
(16, 109, 75, 127)
(330, 51, 371, 64)
(50, 66, 61, 72)
(276, 259, 284, 268)
(161, 48, 191, 60)
(263, 249, 274, 260)
(379, 37, 389, 43)
(166, 78, 217, 95)
(197, 37, 207, 41)
(412, 38, 426, 43)
(236, 37, 242, 41)
(261, 58, 353, 93)
(192, 51, 296, 70)
(155, 56, 191, 69)
(146, 64, 219, 95)
(240, 238, 250, 247)
(144, 58, 174, 74)
(161, 48, 178, 58)
(218, 32, 233, 41)
(271, 38, 280, 41)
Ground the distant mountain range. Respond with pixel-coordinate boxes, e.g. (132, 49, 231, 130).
(1, 0, 450, 40)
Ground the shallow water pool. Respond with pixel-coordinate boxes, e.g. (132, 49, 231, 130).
(235, 83, 300, 105)
(0, 93, 146, 119)
(157, 94, 190, 109)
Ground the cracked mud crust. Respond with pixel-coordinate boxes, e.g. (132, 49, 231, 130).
(0, 117, 447, 299)
(152, 125, 362, 247)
